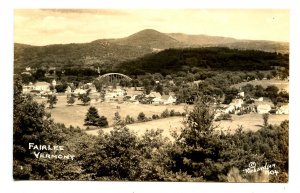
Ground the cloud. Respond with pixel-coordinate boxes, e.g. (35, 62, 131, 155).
(14, 9, 289, 45)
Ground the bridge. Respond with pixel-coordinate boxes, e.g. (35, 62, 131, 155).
(97, 73, 132, 83)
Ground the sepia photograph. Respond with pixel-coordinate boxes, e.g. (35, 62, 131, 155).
(13, 8, 289, 182)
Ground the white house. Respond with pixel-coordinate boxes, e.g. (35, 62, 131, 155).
(33, 81, 50, 92)
(224, 105, 235, 114)
(276, 104, 289, 115)
(52, 79, 57, 87)
(161, 95, 177, 105)
(257, 104, 271, 114)
(152, 97, 162, 105)
(73, 89, 86, 95)
(229, 99, 243, 109)
(147, 92, 162, 99)
(65, 86, 72, 94)
(22, 82, 34, 93)
(238, 92, 245, 98)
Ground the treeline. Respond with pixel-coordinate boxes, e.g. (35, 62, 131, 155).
(14, 41, 151, 69)
(115, 47, 289, 75)
(13, 79, 288, 182)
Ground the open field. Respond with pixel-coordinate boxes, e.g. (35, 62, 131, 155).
(35, 95, 187, 128)
(86, 113, 288, 139)
(231, 79, 289, 92)
(35, 95, 288, 139)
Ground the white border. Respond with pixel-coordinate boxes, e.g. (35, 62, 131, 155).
(1, 1, 299, 193)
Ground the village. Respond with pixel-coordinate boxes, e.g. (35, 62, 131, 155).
(21, 70, 289, 132)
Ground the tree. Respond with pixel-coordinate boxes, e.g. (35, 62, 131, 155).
(13, 78, 66, 180)
(84, 107, 100, 126)
(161, 109, 170, 118)
(169, 96, 224, 180)
(33, 69, 46, 81)
(67, 94, 76, 106)
(47, 94, 58, 108)
(94, 79, 104, 92)
(113, 112, 124, 126)
(78, 89, 91, 105)
(125, 115, 135, 124)
(262, 113, 269, 127)
(84, 106, 108, 127)
(137, 112, 146, 122)
(154, 84, 164, 95)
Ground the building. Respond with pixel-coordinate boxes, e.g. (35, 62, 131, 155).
(256, 103, 272, 114)
(161, 95, 177, 105)
(230, 99, 243, 109)
(147, 92, 162, 99)
(65, 86, 72, 94)
(52, 79, 57, 87)
(276, 104, 289, 115)
(33, 81, 50, 92)
(224, 105, 235, 114)
(22, 82, 34, 93)
(73, 89, 86, 95)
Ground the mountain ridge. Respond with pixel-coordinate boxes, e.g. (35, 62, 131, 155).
(14, 29, 289, 69)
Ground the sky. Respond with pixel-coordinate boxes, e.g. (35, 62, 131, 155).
(14, 9, 289, 45)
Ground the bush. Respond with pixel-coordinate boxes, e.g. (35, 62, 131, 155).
(125, 115, 135, 124)
(215, 113, 232, 121)
(170, 109, 175, 116)
(137, 112, 146, 122)
(174, 112, 182, 116)
(161, 109, 170, 118)
(152, 114, 160, 119)
(84, 106, 108, 127)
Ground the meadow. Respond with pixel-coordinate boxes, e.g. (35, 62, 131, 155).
(35, 95, 288, 139)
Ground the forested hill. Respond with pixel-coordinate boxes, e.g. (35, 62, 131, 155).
(14, 41, 152, 70)
(14, 29, 288, 70)
(114, 47, 289, 75)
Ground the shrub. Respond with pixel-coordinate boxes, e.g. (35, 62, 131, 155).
(152, 114, 160, 120)
(137, 112, 146, 122)
(125, 115, 135, 124)
(170, 109, 175, 116)
(84, 106, 108, 127)
(161, 109, 170, 118)
(215, 113, 232, 121)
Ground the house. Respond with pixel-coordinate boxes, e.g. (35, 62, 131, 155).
(152, 97, 162, 105)
(52, 79, 57, 87)
(126, 87, 143, 96)
(161, 95, 177, 105)
(135, 87, 144, 91)
(73, 89, 86, 95)
(229, 99, 243, 109)
(255, 97, 264, 102)
(147, 92, 162, 99)
(238, 92, 245, 98)
(224, 105, 235, 114)
(65, 86, 72, 94)
(255, 101, 274, 114)
(22, 82, 34, 93)
(33, 81, 50, 92)
(276, 104, 289, 114)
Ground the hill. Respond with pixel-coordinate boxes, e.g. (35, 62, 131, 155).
(113, 29, 182, 49)
(14, 29, 289, 70)
(114, 47, 289, 75)
(168, 33, 289, 53)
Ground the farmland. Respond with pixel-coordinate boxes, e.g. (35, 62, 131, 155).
(35, 95, 187, 129)
(231, 79, 289, 93)
(86, 113, 288, 138)
(34, 95, 288, 139)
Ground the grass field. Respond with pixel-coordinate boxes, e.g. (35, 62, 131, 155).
(35, 95, 288, 139)
(231, 79, 289, 92)
(86, 113, 288, 139)
(35, 95, 187, 128)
